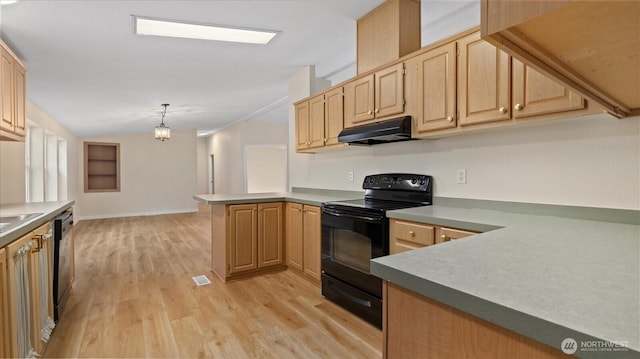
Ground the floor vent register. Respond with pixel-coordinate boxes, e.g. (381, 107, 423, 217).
(192, 275, 212, 286)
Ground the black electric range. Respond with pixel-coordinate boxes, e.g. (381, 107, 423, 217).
(320, 173, 432, 328)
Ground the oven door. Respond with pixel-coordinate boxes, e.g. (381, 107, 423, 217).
(321, 206, 388, 298)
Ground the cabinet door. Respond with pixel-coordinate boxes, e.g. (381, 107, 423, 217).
(413, 42, 457, 134)
(458, 32, 511, 126)
(228, 204, 258, 274)
(390, 219, 435, 254)
(344, 74, 375, 128)
(0, 247, 9, 358)
(375, 62, 405, 119)
(0, 47, 14, 133)
(512, 58, 584, 119)
(324, 87, 344, 146)
(302, 205, 321, 281)
(308, 95, 325, 149)
(286, 202, 304, 271)
(436, 227, 477, 244)
(257, 202, 284, 268)
(6, 232, 41, 357)
(13, 62, 26, 136)
(295, 101, 310, 150)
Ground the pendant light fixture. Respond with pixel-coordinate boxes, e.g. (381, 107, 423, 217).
(154, 104, 171, 141)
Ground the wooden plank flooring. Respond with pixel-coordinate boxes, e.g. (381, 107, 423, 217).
(42, 207, 382, 358)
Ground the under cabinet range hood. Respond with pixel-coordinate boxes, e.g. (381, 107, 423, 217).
(338, 116, 413, 146)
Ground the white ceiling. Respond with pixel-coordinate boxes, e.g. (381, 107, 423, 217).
(1, 0, 478, 139)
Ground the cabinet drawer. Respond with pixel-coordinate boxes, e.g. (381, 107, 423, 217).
(437, 227, 477, 243)
(392, 220, 435, 245)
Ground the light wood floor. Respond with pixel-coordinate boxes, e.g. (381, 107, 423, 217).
(42, 206, 382, 358)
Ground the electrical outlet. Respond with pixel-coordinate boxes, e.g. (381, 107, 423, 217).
(457, 169, 467, 184)
(348, 171, 354, 182)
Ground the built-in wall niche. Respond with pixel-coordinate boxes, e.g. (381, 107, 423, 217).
(84, 141, 120, 192)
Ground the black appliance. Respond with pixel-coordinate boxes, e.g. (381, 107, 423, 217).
(321, 173, 432, 328)
(337, 116, 413, 145)
(53, 210, 73, 322)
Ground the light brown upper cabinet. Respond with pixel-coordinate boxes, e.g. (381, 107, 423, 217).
(308, 95, 326, 148)
(324, 87, 344, 146)
(357, 0, 421, 74)
(481, 0, 639, 118)
(84, 142, 120, 193)
(407, 42, 458, 133)
(511, 58, 584, 119)
(0, 40, 27, 142)
(295, 87, 345, 153)
(295, 100, 310, 151)
(458, 32, 511, 126)
(344, 63, 405, 128)
(411, 30, 587, 138)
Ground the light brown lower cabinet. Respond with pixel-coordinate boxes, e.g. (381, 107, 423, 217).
(390, 219, 478, 254)
(285, 203, 321, 282)
(0, 247, 9, 358)
(5, 222, 54, 357)
(383, 281, 564, 358)
(211, 202, 285, 282)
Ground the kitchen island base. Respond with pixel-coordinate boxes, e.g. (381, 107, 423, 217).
(210, 203, 286, 283)
(383, 281, 563, 358)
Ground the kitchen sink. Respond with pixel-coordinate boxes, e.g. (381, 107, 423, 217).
(0, 213, 43, 233)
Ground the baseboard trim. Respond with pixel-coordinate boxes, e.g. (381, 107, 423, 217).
(75, 208, 197, 222)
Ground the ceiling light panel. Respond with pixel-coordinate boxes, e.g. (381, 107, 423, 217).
(132, 16, 279, 45)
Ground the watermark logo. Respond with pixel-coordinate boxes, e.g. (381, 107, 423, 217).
(561, 338, 629, 355)
(561, 338, 578, 355)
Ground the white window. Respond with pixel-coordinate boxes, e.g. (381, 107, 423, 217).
(25, 123, 67, 202)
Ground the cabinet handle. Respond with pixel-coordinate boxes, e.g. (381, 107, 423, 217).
(514, 103, 523, 110)
(441, 234, 449, 242)
(374, 109, 379, 114)
(498, 106, 507, 114)
(323, 138, 327, 143)
(446, 116, 454, 122)
(408, 230, 415, 237)
(367, 110, 372, 115)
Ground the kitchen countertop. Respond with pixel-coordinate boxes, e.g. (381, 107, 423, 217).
(0, 201, 75, 247)
(194, 192, 359, 207)
(371, 205, 639, 357)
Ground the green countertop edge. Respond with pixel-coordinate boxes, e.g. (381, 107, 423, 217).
(432, 197, 639, 225)
(0, 201, 75, 247)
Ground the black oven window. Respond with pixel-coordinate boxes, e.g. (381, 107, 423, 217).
(331, 228, 372, 273)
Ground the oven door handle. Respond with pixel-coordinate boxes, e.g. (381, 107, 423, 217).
(328, 282, 372, 308)
(322, 209, 382, 222)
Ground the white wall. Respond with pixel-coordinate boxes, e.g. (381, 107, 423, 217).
(204, 120, 288, 195)
(245, 145, 287, 193)
(77, 129, 198, 220)
(0, 141, 26, 203)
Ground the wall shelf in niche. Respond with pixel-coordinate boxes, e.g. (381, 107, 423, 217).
(84, 141, 120, 192)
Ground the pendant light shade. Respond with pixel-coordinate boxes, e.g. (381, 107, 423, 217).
(155, 104, 171, 141)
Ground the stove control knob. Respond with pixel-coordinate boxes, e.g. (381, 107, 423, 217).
(411, 177, 417, 185)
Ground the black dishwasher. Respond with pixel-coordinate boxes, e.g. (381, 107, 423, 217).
(53, 210, 73, 322)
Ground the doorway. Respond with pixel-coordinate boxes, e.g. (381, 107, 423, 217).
(209, 154, 215, 194)
(244, 144, 287, 193)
